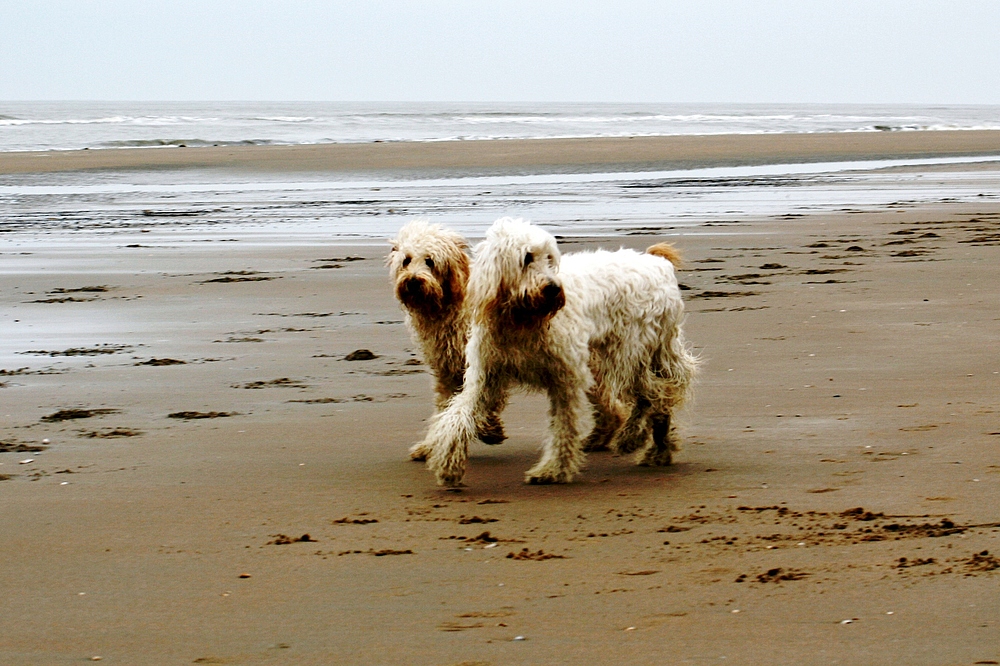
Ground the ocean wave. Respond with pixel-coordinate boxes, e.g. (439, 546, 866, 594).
(251, 116, 320, 123)
(97, 138, 276, 148)
(3, 102, 1000, 152)
(0, 115, 214, 127)
(452, 113, 807, 124)
(398, 125, 1000, 143)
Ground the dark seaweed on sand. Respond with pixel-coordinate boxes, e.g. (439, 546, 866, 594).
(82, 428, 143, 438)
(688, 290, 759, 299)
(20, 345, 131, 357)
(200, 275, 277, 284)
(50, 286, 109, 293)
(136, 358, 187, 366)
(167, 411, 239, 420)
(0, 441, 47, 453)
(267, 533, 317, 545)
(41, 408, 119, 422)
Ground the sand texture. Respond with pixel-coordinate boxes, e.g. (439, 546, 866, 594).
(2, 185, 1000, 663)
(4, 129, 1000, 175)
(0, 132, 1000, 666)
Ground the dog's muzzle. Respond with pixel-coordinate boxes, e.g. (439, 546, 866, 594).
(541, 280, 565, 313)
(402, 277, 423, 298)
(508, 279, 565, 327)
(398, 276, 436, 311)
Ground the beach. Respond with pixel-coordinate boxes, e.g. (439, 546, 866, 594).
(2, 133, 1000, 664)
(5, 129, 1000, 175)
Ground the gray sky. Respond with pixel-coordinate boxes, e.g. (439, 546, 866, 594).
(2, 0, 999, 103)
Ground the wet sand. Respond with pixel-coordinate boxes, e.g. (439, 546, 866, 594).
(4, 129, 1000, 176)
(2, 188, 999, 663)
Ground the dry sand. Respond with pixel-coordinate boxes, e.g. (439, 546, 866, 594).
(2, 137, 1000, 664)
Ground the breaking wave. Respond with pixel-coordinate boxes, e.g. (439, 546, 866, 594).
(97, 138, 277, 148)
(2, 102, 999, 152)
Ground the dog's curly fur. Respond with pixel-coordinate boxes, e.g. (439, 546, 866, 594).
(387, 220, 505, 457)
(420, 217, 698, 487)
(581, 240, 690, 460)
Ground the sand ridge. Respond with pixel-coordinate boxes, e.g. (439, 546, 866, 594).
(3, 129, 1000, 175)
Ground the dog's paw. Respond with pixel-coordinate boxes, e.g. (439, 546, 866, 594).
(524, 464, 574, 485)
(476, 428, 506, 445)
(429, 451, 467, 487)
(408, 442, 433, 461)
(435, 469, 466, 487)
(476, 414, 507, 445)
(612, 431, 649, 455)
(581, 419, 620, 452)
(637, 447, 674, 467)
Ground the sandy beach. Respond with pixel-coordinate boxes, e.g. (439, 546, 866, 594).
(2, 134, 1000, 664)
(4, 129, 1000, 176)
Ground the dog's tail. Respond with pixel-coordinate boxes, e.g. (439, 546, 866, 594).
(645, 242, 683, 267)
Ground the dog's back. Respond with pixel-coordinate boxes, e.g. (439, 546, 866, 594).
(560, 248, 680, 295)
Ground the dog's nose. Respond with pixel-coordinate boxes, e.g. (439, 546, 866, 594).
(542, 281, 562, 302)
(403, 278, 422, 296)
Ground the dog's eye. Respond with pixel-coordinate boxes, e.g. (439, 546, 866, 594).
(523, 252, 534, 267)
(402, 256, 411, 267)
(425, 257, 435, 269)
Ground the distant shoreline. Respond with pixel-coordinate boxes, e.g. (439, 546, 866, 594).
(4, 129, 1000, 175)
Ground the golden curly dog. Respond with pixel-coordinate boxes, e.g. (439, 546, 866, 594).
(419, 217, 698, 487)
(387, 220, 505, 453)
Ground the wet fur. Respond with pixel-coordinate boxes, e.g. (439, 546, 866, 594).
(387, 220, 505, 455)
(420, 218, 698, 487)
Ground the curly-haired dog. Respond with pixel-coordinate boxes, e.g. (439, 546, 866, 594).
(420, 217, 698, 487)
(387, 220, 505, 454)
(581, 240, 689, 460)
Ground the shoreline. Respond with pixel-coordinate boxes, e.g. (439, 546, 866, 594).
(4, 129, 1000, 175)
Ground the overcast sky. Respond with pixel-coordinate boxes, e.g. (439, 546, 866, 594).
(2, 0, 999, 103)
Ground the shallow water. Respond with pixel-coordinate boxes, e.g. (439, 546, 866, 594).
(1, 156, 999, 245)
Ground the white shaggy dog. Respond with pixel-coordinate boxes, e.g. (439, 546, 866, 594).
(387, 220, 505, 449)
(420, 217, 698, 487)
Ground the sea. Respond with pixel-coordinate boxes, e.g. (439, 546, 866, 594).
(3, 101, 1000, 153)
(2, 102, 1000, 241)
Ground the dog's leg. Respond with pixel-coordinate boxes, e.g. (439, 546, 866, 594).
(475, 389, 508, 445)
(637, 410, 678, 466)
(476, 408, 507, 445)
(408, 380, 457, 462)
(432, 384, 452, 413)
(431, 365, 506, 446)
(424, 337, 503, 485)
(612, 396, 653, 454)
(634, 338, 694, 465)
(581, 389, 624, 452)
(423, 387, 478, 486)
(525, 381, 588, 484)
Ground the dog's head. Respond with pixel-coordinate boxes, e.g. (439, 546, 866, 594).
(468, 217, 565, 330)
(387, 220, 470, 317)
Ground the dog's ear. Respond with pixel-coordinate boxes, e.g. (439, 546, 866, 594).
(385, 240, 400, 267)
(444, 248, 471, 306)
(453, 245, 470, 281)
(467, 244, 503, 325)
